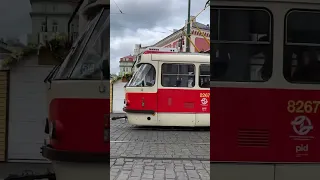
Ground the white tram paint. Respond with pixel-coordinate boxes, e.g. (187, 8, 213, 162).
(126, 113, 210, 127)
(112, 81, 126, 113)
(211, 164, 320, 180)
(8, 65, 53, 161)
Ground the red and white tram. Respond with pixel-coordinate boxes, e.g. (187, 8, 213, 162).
(41, 0, 109, 180)
(124, 52, 210, 127)
(211, 0, 320, 180)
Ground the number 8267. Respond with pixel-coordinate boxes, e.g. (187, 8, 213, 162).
(287, 100, 320, 114)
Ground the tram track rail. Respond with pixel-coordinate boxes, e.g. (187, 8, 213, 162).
(110, 141, 210, 145)
(110, 126, 210, 132)
(110, 156, 210, 161)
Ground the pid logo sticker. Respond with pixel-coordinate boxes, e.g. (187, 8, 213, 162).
(201, 98, 208, 106)
(291, 115, 313, 136)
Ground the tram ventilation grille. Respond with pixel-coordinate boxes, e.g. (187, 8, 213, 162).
(237, 129, 269, 147)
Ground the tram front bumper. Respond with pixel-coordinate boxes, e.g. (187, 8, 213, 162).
(123, 107, 155, 114)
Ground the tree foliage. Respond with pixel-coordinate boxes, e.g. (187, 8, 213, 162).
(1, 33, 71, 69)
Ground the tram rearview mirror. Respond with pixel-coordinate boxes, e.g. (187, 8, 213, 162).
(101, 60, 109, 79)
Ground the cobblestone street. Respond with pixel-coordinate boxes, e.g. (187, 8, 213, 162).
(110, 158, 210, 180)
(110, 115, 210, 180)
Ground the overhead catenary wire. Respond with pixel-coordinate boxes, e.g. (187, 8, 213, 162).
(111, 0, 210, 52)
(110, 23, 174, 34)
(181, 1, 210, 51)
(112, 0, 123, 13)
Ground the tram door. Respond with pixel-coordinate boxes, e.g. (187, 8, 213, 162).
(158, 62, 197, 126)
(139, 62, 158, 118)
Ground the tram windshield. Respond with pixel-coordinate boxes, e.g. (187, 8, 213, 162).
(127, 64, 156, 87)
(53, 7, 109, 80)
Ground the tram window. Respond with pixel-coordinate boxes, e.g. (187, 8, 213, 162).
(211, 8, 273, 82)
(161, 63, 195, 88)
(70, 9, 109, 79)
(284, 10, 320, 83)
(54, 11, 101, 79)
(199, 64, 210, 88)
(126, 64, 156, 87)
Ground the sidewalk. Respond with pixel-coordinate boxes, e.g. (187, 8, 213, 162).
(0, 162, 52, 179)
(110, 113, 126, 118)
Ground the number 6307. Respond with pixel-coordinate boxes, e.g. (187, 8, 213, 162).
(287, 100, 320, 113)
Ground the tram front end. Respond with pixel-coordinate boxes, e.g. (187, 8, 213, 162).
(41, 1, 110, 180)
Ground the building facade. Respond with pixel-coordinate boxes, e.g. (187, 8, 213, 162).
(119, 55, 134, 76)
(27, 0, 80, 45)
(153, 16, 210, 52)
(129, 16, 210, 74)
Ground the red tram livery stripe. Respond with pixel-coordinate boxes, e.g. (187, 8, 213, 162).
(49, 98, 110, 153)
(211, 87, 320, 162)
(126, 89, 210, 113)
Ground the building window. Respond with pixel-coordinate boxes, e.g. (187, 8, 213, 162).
(283, 10, 320, 83)
(52, 21, 58, 32)
(161, 63, 195, 87)
(211, 7, 273, 82)
(199, 64, 210, 88)
(41, 22, 46, 32)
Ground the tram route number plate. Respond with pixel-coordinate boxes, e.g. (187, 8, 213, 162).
(287, 100, 320, 114)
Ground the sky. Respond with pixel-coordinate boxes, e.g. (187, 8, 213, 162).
(110, 0, 210, 74)
(0, 0, 32, 44)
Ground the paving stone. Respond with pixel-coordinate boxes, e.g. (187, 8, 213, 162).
(110, 117, 210, 179)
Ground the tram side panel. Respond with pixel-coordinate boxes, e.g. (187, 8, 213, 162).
(210, 3, 276, 180)
(210, 2, 320, 180)
(157, 89, 209, 126)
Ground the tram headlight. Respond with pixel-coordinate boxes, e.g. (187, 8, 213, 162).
(47, 120, 57, 140)
(45, 118, 57, 140)
(125, 93, 130, 106)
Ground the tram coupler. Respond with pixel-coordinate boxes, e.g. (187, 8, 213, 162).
(4, 171, 55, 180)
(111, 116, 127, 120)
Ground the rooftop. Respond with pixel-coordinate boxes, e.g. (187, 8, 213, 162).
(152, 17, 210, 47)
(120, 55, 135, 62)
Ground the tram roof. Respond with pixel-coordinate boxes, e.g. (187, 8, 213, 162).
(141, 53, 210, 63)
(210, 0, 320, 4)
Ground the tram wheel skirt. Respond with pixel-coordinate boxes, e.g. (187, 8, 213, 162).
(126, 113, 210, 127)
(210, 163, 320, 180)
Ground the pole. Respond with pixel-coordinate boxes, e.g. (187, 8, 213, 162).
(186, 0, 191, 52)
